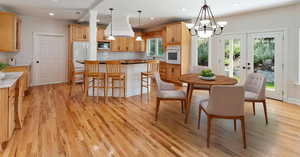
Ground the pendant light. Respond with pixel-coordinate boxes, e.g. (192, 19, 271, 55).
(136, 10, 143, 41)
(190, 0, 227, 38)
(107, 8, 115, 40)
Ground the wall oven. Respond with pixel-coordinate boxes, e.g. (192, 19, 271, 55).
(166, 46, 181, 64)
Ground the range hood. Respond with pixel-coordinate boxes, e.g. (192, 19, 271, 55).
(105, 15, 135, 37)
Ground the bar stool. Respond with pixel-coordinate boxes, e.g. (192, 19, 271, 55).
(83, 60, 106, 103)
(105, 60, 127, 102)
(141, 60, 160, 95)
(69, 64, 84, 96)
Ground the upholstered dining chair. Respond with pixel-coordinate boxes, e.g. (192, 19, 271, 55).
(153, 73, 186, 121)
(244, 73, 268, 124)
(198, 85, 246, 148)
(189, 66, 210, 91)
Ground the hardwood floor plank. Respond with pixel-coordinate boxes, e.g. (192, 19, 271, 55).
(1, 84, 300, 157)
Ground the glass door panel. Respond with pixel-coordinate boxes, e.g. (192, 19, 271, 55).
(248, 32, 283, 100)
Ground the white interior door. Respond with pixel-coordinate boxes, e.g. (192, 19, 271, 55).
(247, 32, 284, 100)
(32, 33, 66, 86)
(218, 34, 247, 84)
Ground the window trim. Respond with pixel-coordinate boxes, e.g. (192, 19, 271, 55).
(146, 38, 163, 57)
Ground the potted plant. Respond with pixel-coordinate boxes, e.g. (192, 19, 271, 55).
(199, 69, 216, 81)
(0, 63, 8, 80)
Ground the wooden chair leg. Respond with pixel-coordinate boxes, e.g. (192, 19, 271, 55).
(234, 120, 237, 131)
(83, 77, 89, 100)
(263, 101, 268, 124)
(207, 116, 212, 148)
(119, 78, 121, 102)
(198, 106, 202, 129)
(69, 81, 73, 97)
(92, 78, 95, 97)
(140, 74, 143, 95)
(147, 76, 149, 95)
(105, 77, 109, 103)
(241, 117, 247, 149)
(252, 102, 256, 115)
(112, 79, 115, 97)
(96, 79, 99, 104)
(181, 100, 184, 113)
(123, 77, 127, 99)
(155, 98, 160, 121)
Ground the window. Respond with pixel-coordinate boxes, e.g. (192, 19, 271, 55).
(197, 38, 209, 66)
(147, 38, 164, 57)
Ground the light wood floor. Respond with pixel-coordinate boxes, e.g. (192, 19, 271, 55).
(1, 84, 300, 157)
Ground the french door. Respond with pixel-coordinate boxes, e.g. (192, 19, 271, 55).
(218, 31, 284, 100)
(247, 32, 284, 100)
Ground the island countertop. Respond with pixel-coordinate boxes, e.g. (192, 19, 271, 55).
(0, 72, 23, 88)
(76, 59, 152, 65)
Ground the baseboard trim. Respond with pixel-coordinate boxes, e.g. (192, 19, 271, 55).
(287, 98, 300, 106)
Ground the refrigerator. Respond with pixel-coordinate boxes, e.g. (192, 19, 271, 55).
(73, 42, 89, 82)
(73, 41, 89, 70)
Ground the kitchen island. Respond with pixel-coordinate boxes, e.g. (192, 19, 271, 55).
(77, 59, 151, 97)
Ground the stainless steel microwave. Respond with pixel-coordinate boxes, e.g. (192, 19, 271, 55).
(97, 41, 110, 50)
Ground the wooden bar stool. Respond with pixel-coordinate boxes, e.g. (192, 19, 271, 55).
(69, 64, 84, 96)
(141, 60, 160, 95)
(105, 61, 126, 102)
(83, 60, 106, 103)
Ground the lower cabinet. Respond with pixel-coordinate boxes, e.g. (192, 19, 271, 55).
(0, 82, 16, 148)
(0, 75, 27, 151)
(160, 62, 181, 84)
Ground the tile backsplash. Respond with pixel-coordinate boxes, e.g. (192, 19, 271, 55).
(98, 52, 147, 61)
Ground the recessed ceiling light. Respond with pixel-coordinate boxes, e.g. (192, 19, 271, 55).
(150, 17, 155, 20)
(181, 8, 186, 12)
(233, 3, 240, 6)
(49, 12, 55, 16)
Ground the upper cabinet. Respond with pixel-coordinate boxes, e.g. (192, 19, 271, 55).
(69, 24, 89, 41)
(97, 27, 106, 41)
(166, 23, 182, 45)
(0, 12, 21, 52)
(134, 32, 145, 52)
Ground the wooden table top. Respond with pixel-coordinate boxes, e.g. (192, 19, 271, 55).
(179, 74, 238, 85)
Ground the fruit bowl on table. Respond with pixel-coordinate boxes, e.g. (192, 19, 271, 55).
(198, 69, 216, 81)
(199, 75, 216, 81)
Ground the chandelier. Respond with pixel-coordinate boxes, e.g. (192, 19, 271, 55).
(190, 0, 227, 38)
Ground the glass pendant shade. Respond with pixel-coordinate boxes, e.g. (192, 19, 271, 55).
(217, 21, 228, 27)
(198, 30, 213, 38)
(107, 35, 115, 40)
(136, 36, 143, 41)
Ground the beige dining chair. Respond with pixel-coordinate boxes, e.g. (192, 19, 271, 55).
(198, 85, 246, 148)
(153, 73, 186, 121)
(244, 73, 268, 124)
(189, 66, 210, 91)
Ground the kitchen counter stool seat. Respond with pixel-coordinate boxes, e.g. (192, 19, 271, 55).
(83, 60, 106, 103)
(141, 60, 160, 96)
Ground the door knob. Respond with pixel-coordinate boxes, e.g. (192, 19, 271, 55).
(36, 61, 40, 63)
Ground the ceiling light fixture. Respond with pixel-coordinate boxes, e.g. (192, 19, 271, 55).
(49, 12, 55, 16)
(190, 0, 227, 38)
(182, 8, 186, 12)
(136, 10, 143, 41)
(107, 8, 115, 41)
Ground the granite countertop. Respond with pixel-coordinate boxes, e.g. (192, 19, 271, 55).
(0, 72, 23, 88)
(76, 59, 155, 64)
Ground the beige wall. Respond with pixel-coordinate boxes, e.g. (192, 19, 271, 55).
(209, 4, 300, 104)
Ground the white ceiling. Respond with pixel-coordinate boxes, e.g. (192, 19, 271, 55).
(1, 0, 299, 28)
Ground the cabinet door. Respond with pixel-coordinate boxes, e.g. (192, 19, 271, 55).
(134, 40, 145, 52)
(128, 37, 135, 52)
(81, 26, 89, 41)
(166, 23, 181, 44)
(97, 28, 105, 41)
(159, 62, 167, 80)
(111, 37, 121, 51)
(0, 12, 18, 52)
(119, 37, 128, 51)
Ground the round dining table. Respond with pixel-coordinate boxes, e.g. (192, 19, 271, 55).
(179, 74, 238, 123)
